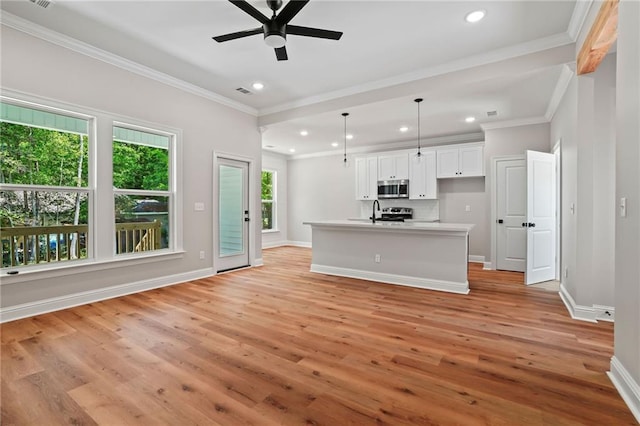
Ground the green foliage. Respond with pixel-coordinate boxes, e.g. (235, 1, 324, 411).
(261, 170, 273, 200)
(0, 122, 88, 186)
(113, 142, 169, 190)
(261, 171, 274, 230)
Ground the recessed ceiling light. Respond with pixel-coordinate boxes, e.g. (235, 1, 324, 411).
(289, 148, 296, 153)
(346, 134, 354, 140)
(331, 142, 339, 147)
(300, 130, 308, 136)
(252, 82, 264, 90)
(399, 126, 409, 133)
(465, 116, 476, 123)
(465, 10, 486, 23)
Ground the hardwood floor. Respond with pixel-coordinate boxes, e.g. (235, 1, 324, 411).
(1, 246, 636, 425)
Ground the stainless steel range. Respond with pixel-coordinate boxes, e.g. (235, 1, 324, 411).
(379, 207, 413, 222)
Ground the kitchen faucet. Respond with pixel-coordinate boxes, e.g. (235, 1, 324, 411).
(372, 199, 380, 223)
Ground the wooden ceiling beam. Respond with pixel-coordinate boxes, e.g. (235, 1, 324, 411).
(577, 0, 619, 75)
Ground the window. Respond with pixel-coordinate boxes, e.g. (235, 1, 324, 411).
(0, 101, 91, 268)
(113, 125, 172, 255)
(261, 170, 276, 231)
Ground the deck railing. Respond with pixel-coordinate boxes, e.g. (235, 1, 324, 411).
(1, 220, 162, 268)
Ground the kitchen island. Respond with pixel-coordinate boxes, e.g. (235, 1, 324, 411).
(303, 220, 474, 294)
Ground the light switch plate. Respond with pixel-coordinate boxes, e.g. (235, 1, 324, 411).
(194, 202, 205, 211)
(620, 197, 627, 217)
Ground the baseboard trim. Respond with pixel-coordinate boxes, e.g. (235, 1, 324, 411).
(593, 304, 615, 322)
(286, 240, 312, 248)
(310, 264, 470, 295)
(253, 258, 264, 267)
(608, 356, 640, 424)
(0, 267, 215, 323)
(261, 240, 289, 249)
(558, 283, 598, 323)
(468, 255, 485, 264)
(482, 261, 493, 270)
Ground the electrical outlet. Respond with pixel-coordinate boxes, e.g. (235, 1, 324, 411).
(199, 251, 205, 260)
(465, 205, 471, 212)
(374, 254, 381, 263)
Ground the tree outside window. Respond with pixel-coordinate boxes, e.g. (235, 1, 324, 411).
(261, 170, 275, 230)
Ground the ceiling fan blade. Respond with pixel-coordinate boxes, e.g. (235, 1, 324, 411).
(229, 0, 269, 24)
(286, 25, 343, 40)
(275, 46, 288, 61)
(213, 27, 263, 43)
(275, 0, 309, 25)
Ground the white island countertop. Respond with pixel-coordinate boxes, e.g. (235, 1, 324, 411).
(303, 220, 474, 233)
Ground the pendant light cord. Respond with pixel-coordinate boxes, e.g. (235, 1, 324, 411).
(415, 98, 423, 157)
(342, 112, 349, 163)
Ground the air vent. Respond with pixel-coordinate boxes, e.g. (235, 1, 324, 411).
(29, 0, 53, 8)
(487, 110, 498, 117)
(235, 87, 253, 95)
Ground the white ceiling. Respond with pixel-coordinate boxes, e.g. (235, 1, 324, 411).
(1, 0, 583, 156)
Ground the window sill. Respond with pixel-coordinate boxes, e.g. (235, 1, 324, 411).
(262, 229, 280, 234)
(0, 250, 186, 285)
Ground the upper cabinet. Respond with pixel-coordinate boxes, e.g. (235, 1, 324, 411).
(378, 153, 409, 180)
(355, 156, 378, 200)
(408, 150, 437, 199)
(436, 143, 484, 178)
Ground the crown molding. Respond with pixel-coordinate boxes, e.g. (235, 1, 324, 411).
(545, 64, 575, 121)
(0, 12, 258, 117)
(258, 32, 574, 117)
(285, 132, 484, 160)
(480, 116, 549, 132)
(567, 0, 595, 41)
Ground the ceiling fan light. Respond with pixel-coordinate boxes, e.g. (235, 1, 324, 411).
(264, 34, 286, 48)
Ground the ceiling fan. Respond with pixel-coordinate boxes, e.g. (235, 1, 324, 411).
(212, 0, 343, 61)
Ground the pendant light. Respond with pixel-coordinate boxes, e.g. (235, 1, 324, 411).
(342, 112, 349, 166)
(414, 98, 423, 158)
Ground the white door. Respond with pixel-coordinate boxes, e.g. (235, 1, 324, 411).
(217, 158, 250, 272)
(496, 158, 526, 272)
(525, 150, 556, 285)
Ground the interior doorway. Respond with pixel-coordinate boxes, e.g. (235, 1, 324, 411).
(492, 151, 557, 285)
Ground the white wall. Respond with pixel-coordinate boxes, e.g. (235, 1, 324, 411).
(551, 77, 578, 297)
(613, 0, 640, 419)
(0, 26, 262, 309)
(287, 154, 360, 244)
(438, 177, 486, 258)
(262, 152, 288, 248)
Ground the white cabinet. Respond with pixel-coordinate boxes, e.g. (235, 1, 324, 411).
(355, 156, 378, 200)
(436, 143, 484, 178)
(378, 153, 409, 180)
(409, 150, 437, 199)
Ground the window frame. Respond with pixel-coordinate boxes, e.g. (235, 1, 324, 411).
(0, 96, 96, 270)
(112, 121, 176, 256)
(261, 169, 277, 233)
(0, 91, 183, 282)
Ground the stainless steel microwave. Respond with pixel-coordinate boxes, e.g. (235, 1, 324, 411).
(377, 179, 409, 199)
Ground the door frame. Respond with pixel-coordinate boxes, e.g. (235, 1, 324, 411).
(213, 151, 258, 273)
(552, 138, 562, 281)
(490, 155, 525, 271)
